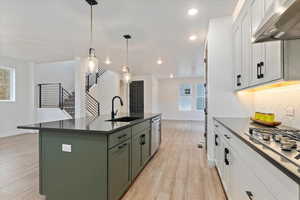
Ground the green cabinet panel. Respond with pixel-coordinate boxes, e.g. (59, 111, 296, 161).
(131, 128, 151, 181)
(131, 134, 142, 180)
(108, 128, 132, 149)
(40, 132, 107, 200)
(108, 140, 131, 200)
(141, 128, 151, 165)
(132, 120, 150, 137)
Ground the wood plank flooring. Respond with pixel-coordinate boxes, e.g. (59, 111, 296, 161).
(0, 120, 226, 200)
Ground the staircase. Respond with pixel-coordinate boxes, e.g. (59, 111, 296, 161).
(85, 66, 106, 117)
(38, 83, 75, 118)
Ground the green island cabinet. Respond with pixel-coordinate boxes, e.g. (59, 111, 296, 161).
(39, 119, 153, 200)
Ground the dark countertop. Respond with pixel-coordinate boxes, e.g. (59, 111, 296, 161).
(214, 117, 300, 184)
(18, 113, 161, 135)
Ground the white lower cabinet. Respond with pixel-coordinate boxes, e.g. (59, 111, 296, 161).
(214, 121, 298, 200)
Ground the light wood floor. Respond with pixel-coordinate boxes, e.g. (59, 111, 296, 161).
(0, 120, 226, 200)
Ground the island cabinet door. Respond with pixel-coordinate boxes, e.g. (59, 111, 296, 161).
(108, 140, 131, 200)
(141, 128, 151, 165)
(131, 133, 143, 180)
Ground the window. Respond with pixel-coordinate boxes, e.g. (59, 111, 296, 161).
(179, 84, 192, 111)
(0, 66, 15, 101)
(196, 84, 205, 110)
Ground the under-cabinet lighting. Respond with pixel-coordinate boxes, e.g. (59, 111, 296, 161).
(238, 81, 300, 93)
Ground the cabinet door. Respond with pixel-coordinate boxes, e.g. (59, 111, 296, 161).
(264, 0, 283, 82)
(233, 25, 243, 89)
(251, 0, 266, 85)
(141, 129, 151, 165)
(265, 41, 283, 81)
(131, 134, 142, 180)
(108, 140, 131, 200)
(241, 11, 252, 88)
(231, 151, 277, 200)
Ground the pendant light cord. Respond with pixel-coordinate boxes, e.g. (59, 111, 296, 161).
(90, 5, 93, 49)
(126, 38, 129, 67)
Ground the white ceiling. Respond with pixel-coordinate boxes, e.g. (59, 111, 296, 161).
(0, 0, 237, 78)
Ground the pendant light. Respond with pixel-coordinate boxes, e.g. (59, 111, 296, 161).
(122, 34, 132, 82)
(86, 0, 99, 73)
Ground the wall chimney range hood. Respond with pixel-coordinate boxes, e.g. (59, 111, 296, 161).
(253, 0, 300, 43)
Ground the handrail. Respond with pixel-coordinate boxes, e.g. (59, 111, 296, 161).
(38, 83, 75, 118)
(86, 92, 100, 117)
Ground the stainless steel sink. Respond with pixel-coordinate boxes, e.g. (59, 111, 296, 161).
(106, 116, 141, 122)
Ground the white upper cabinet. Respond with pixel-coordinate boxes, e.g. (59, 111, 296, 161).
(251, 0, 267, 85)
(233, 26, 243, 89)
(233, 0, 284, 90)
(241, 11, 251, 88)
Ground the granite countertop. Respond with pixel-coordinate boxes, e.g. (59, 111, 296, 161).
(214, 117, 300, 184)
(18, 113, 161, 135)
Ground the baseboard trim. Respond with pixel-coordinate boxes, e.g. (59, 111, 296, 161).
(207, 157, 216, 167)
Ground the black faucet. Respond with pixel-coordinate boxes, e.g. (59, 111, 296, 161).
(111, 96, 124, 119)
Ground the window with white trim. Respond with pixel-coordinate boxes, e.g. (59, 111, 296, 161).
(196, 84, 205, 110)
(0, 66, 15, 101)
(178, 84, 192, 111)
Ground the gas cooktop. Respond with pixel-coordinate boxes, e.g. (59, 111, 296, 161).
(247, 127, 300, 168)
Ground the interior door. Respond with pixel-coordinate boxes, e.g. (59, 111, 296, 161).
(130, 81, 144, 114)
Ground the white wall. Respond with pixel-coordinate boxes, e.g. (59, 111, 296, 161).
(36, 108, 71, 123)
(0, 56, 35, 137)
(158, 77, 205, 121)
(252, 84, 300, 129)
(35, 60, 76, 92)
(89, 70, 121, 115)
(207, 17, 253, 164)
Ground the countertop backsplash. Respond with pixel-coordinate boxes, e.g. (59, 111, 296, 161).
(253, 84, 300, 129)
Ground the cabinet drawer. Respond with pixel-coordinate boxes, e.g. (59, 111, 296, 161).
(229, 129, 299, 200)
(109, 128, 131, 148)
(132, 120, 150, 136)
(214, 121, 232, 142)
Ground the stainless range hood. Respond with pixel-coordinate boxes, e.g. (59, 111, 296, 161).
(253, 0, 300, 43)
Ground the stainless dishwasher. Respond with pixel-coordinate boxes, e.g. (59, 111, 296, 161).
(151, 117, 161, 156)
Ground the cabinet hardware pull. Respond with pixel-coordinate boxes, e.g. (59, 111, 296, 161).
(118, 134, 127, 139)
(224, 148, 229, 165)
(237, 74, 241, 86)
(260, 62, 264, 78)
(215, 134, 219, 146)
(224, 134, 230, 139)
(257, 63, 261, 79)
(118, 143, 128, 149)
(140, 134, 146, 145)
(246, 191, 254, 200)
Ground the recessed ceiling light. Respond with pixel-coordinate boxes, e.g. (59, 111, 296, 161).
(157, 59, 163, 65)
(188, 8, 198, 16)
(170, 74, 174, 79)
(189, 35, 198, 41)
(105, 58, 111, 65)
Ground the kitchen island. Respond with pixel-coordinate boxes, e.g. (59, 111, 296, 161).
(18, 113, 162, 200)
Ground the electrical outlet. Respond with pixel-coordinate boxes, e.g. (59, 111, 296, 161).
(286, 106, 295, 117)
(62, 144, 72, 153)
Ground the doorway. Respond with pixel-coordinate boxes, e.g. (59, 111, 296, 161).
(129, 80, 144, 114)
